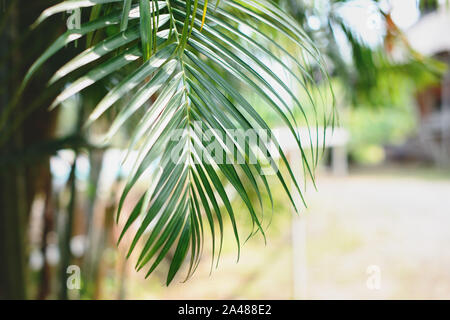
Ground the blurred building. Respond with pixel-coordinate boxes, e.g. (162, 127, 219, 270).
(407, 5, 450, 164)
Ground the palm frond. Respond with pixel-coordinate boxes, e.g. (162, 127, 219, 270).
(27, 0, 334, 284)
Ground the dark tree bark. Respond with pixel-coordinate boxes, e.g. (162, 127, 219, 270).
(0, 0, 69, 299)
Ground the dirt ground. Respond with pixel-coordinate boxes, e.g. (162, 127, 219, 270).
(126, 166, 450, 299)
(305, 166, 450, 299)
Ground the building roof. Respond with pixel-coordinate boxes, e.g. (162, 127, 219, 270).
(406, 9, 450, 56)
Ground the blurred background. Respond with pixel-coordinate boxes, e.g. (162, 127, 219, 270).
(1, 0, 450, 299)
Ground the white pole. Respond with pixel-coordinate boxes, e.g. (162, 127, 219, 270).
(289, 150, 308, 299)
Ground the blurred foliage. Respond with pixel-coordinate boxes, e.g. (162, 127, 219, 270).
(278, 0, 448, 164)
(281, 0, 446, 109)
(348, 106, 416, 163)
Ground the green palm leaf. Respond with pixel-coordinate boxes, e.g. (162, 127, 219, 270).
(27, 0, 334, 285)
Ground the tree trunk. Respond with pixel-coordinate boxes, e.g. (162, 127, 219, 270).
(0, 0, 68, 299)
(0, 142, 28, 299)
